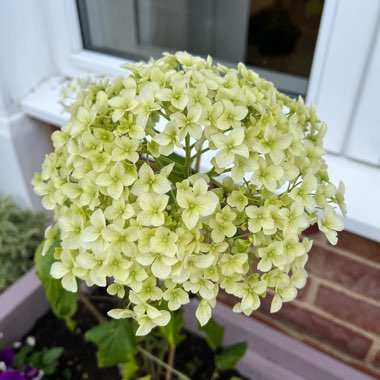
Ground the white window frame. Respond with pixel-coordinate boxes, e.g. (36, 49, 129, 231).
(42, 0, 380, 155)
(14, 0, 380, 241)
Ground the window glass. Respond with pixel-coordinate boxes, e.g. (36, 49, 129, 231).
(77, 0, 324, 96)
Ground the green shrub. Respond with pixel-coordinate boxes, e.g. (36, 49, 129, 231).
(0, 196, 46, 292)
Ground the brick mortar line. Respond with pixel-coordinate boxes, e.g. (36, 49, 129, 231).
(254, 311, 380, 375)
(305, 274, 380, 308)
(366, 341, 380, 365)
(255, 309, 316, 341)
(259, 288, 380, 340)
(289, 298, 380, 341)
(311, 238, 380, 270)
(268, 283, 379, 339)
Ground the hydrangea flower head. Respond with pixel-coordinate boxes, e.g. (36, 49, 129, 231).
(33, 52, 345, 335)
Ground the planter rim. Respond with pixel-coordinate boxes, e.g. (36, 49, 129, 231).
(184, 300, 373, 380)
(0, 268, 49, 346)
(0, 272, 373, 379)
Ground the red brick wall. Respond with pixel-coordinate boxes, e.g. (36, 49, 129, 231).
(219, 229, 380, 378)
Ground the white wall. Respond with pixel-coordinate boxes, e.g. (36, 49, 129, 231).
(0, 0, 56, 209)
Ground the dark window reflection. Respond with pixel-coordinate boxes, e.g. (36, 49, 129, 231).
(246, 0, 324, 78)
(77, 0, 324, 96)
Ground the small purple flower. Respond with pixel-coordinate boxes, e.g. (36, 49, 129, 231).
(0, 350, 15, 367)
(22, 368, 40, 379)
(0, 370, 26, 380)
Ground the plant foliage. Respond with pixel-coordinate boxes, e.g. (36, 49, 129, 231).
(0, 196, 46, 292)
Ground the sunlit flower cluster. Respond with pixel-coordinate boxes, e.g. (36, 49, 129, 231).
(33, 52, 345, 335)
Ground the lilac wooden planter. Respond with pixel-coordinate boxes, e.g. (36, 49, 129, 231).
(184, 301, 374, 380)
(0, 271, 373, 379)
(0, 268, 49, 347)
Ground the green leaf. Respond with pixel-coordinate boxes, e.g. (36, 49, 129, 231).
(13, 346, 33, 369)
(28, 351, 43, 368)
(167, 152, 186, 166)
(121, 357, 139, 380)
(215, 342, 247, 372)
(85, 319, 136, 367)
(137, 376, 151, 380)
(42, 347, 64, 374)
(199, 318, 225, 351)
(159, 310, 185, 348)
(157, 152, 194, 182)
(42, 347, 64, 366)
(34, 240, 78, 329)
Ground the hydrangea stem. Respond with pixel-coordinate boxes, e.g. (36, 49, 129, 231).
(79, 293, 106, 323)
(80, 292, 190, 379)
(190, 147, 210, 161)
(137, 346, 189, 380)
(184, 135, 192, 177)
(165, 345, 176, 380)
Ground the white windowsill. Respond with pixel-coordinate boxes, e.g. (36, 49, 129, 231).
(21, 76, 380, 243)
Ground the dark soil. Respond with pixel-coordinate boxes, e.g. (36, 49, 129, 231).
(175, 332, 247, 380)
(26, 304, 119, 380)
(24, 299, 248, 380)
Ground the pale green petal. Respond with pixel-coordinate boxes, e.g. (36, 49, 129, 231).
(176, 189, 192, 208)
(193, 178, 208, 196)
(95, 173, 112, 187)
(215, 149, 234, 167)
(131, 179, 148, 196)
(279, 286, 297, 302)
(136, 252, 155, 266)
(90, 209, 106, 229)
(111, 108, 125, 123)
(197, 192, 219, 216)
(62, 274, 78, 292)
(257, 257, 272, 272)
(152, 175, 171, 194)
(138, 193, 154, 210)
(211, 229, 225, 243)
(81, 226, 99, 242)
(232, 144, 249, 158)
(136, 317, 155, 336)
(61, 183, 82, 199)
(160, 163, 175, 177)
(270, 294, 283, 313)
(241, 293, 260, 311)
(108, 96, 125, 108)
(108, 308, 135, 319)
(196, 300, 212, 326)
(137, 211, 164, 227)
(211, 133, 225, 148)
(107, 182, 123, 199)
(182, 209, 200, 229)
(50, 262, 69, 279)
(154, 310, 171, 326)
(139, 163, 154, 181)
(234, 105, 248, 120)
(151, 258, 171, 279)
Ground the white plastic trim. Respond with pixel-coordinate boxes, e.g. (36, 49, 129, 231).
(345, 11, 380, 166)
(307, 0, 380, 155)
